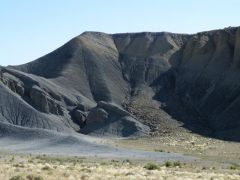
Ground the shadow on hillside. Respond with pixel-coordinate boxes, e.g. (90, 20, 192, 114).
(150, 68, 240, 142)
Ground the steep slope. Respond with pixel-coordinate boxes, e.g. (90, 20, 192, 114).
(1, 26, 240, 141)
(13, 32, 129, 104)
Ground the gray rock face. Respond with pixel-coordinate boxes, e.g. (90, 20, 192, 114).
(0, 81, 72, 132)
(30, 85, 63, 115)
(1, 27, 240, 140)
(30, 85, 50, 113)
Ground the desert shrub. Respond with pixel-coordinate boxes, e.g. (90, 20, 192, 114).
(26, 174, 44, 180)
(9, 175, 25, 180)
(164, 161, 172, 167)
(13, 163, 25, 168)
(230, 163, 240, 170)
(154, 149, 164, 152)
(100, 161, 107, 165)
(144, 163, 159, 170)
(123, 159, 132, 164)
(173, 161, 181, 167)
(111, 159, 119, 163)
(28, 159, 34, 163)
(41, 165, 51, 171)
(63, 172, 70, 177)
(10, 156, 15, 162)
(35, 155, 84, 164)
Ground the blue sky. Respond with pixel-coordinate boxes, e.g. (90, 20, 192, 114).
(1, 0, 239, 66)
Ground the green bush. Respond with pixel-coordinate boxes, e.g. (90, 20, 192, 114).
(144, 163, 159, 170)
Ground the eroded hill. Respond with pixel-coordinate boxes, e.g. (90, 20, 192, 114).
(1, 27, 240, 141)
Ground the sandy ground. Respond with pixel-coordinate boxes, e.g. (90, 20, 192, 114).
(0, 154, 239, 180)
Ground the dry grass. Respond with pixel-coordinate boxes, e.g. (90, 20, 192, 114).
(0, 154, 239, 180)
